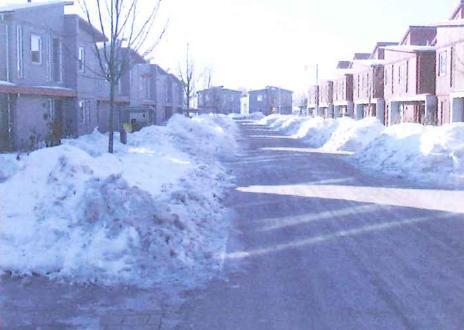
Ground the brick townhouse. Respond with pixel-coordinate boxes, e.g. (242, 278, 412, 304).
(318, 80, 334, 118)
(197, 86, 242, 114)
(332, 60, 354, 118)
(307, 85, 319, 116)
(434, 1, 464, 124)
(383, 26, 438, 125)
(351, 42, 397, 123)
(248, 86, 293, 115)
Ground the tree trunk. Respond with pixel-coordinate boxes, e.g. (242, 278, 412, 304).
(108, 78, 116, 154)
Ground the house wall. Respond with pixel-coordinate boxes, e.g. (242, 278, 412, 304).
(353, 65, 384, 103)
(384, 51, 418, 100)
(318, 81, 333, 107)
(333, 75, 353, 104)
(4, 6, 66, 87)
(198, 88, 242, 114)
(436, 40, 464, 124)
(308, 85, 319, 108)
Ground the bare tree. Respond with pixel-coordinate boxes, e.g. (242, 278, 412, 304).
(178, 43, 199, 112)
(202, 66, 214, 89)
(78, 0, 166, 153)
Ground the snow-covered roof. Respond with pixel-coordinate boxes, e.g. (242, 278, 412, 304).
(0, 0, 73, 13)
(384, 45, 436, 53)
(434, 19, 464, 28)
(352, 59, 386, 66)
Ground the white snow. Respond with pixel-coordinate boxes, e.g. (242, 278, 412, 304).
(0, 81, 15, 86)
(0, 0, 72, 13)
(354, 123, 464, 186)
(258, 115, 464, 186)
(228, 112, 265, 120)
(0, 114, 238, 288)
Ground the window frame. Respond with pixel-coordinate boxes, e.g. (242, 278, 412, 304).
(30, 33, 42, 65)
(78, 47, 85, 73)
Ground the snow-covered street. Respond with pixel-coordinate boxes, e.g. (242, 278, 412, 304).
(175, 119, 464, 329)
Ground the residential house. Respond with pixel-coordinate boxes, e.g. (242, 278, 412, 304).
(318, 80, 334, 118)
(434, 1, 464, 124)
(0, 0, 76, 151)
(241, 94, 249, 114)
(307, 85, 319, 116)
(332, 61, 354, 117)
(383, 26, 437, 125)
(248, 86, 293, 115)
(197, 86, 242, 114)
(351, 43, 397, 122)
(63, 14, 107, 136)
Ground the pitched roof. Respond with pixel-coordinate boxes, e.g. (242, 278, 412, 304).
(353, 53, 371, 60)
(400, 25, 437, 46)
(450, 0, 464, 19)
(65, 14, 107, 42)
(336, 61, 352, 69)
(0, 0, 73, 13)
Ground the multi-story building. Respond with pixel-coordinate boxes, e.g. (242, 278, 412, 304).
(248, 86, 293, 115)
(318, 80, 334, 118)
(351, 42, 397, 122)
(0, 1, 76, 151)
(383, 26, 438, 125)
(332, 61, 354, 117)
(434, 1, 464, 124)
(197, 86, 242, 114)
(63, 14, 108, 137)
(0, 1, 182, 152)
(307, 85, 319, 116)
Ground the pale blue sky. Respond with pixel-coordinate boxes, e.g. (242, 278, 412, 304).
(153, 0, 458, 94)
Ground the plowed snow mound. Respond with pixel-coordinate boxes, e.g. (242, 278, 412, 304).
(0, 114, 238, 287)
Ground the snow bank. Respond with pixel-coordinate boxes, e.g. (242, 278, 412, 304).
(354, 123, 464, 186)
(257, 115, 464, 186)
(0, 114, 238, 287)
(259, 115, 383, 151)
(229, 112, 265, 120)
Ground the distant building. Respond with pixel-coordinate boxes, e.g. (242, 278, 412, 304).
(248, 86, 293, 115)
(197, 86, 242, 114)
(241, 94, 249, 114)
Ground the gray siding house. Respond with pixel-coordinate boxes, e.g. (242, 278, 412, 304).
(248, 86, 293, 115)
(63, 14, 107, 136)
(0, 0, 75, 151)
(197, 87, 242, 114)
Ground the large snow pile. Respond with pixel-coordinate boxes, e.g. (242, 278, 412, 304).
(229, 112, 265, 120)
(0, 114, 238, 287)
(257, 115, 464, 186)
(354, 123, 464, 186)
(259, 115, 383, 151)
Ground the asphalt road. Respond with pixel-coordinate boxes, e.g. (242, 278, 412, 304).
(175, 120, 464, 330)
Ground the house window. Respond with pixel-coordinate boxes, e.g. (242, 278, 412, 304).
(439, 50, 448, 77)
(78, 47, 85, 72)
(405, 61, 409, 93)
(257, 95, 263, 102)
(16, 25, 24, 78)
(31, 34, 42, 64)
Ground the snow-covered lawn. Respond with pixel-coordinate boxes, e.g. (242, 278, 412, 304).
(0, 115, 238, 288)
(259, 115, 464, 186)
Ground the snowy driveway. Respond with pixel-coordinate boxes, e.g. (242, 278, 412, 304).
(175, 120, 464, 329)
